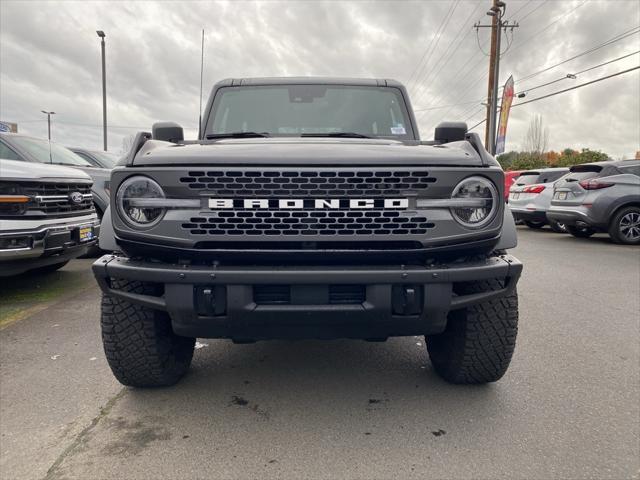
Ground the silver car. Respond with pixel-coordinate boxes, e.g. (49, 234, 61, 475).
(547, 160, 640, 244)
(508, 167, 569, 232)
(69, 147, 119, 169)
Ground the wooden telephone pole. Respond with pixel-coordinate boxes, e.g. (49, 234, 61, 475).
(475, 1, 518, 154)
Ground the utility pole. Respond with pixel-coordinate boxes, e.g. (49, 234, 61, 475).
(41, 110, 55, 140)
(475, 1, 518, 154)
(97, 30, 107, 151)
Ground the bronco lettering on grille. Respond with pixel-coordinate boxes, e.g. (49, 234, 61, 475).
(208, 198, 409, 210)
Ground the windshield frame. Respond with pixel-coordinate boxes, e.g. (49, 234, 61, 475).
(5, 135, 92, 167)
(202, 83, 418, 141)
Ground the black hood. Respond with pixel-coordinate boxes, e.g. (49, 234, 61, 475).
(132, 137, 484, 167)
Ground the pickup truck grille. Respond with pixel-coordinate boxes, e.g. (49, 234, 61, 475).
(180, 169, 437, 197)
(5, 182, 95, 218)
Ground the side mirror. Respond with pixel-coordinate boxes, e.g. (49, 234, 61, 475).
(434, 122, 467, 144)
(152, 121, 184, 143)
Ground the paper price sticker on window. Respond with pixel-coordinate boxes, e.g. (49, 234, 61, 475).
(390, 125, 406, 135)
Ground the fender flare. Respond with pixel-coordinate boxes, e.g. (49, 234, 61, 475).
(99, 205, 118, 251)
(495, 205, 518, 250)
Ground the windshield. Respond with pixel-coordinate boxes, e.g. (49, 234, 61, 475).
(514, 173, 541, 186)
(91, 151, 117, 168)
(10, 136, 91, 166)
(205, 85, 414, 139)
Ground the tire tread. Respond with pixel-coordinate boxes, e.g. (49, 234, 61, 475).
(101, 279, 195, 387)
(426, 279, 518, 384)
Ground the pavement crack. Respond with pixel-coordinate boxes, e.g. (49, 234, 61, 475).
(43, 387, 127, 480)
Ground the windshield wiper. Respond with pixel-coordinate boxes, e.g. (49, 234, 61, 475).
(300, 132, 372, 139)
(206, 132, 269, 139)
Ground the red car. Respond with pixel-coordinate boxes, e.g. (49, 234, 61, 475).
(504, 170, 524, 201)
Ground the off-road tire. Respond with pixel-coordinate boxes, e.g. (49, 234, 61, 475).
(101, 279, 195, 387)
(548, 220, 567, 233)
(426, 279, 518, 384)
(608, 206, 640, 245)
(524, 220, 545, 229)
(566, 225, 596, 238)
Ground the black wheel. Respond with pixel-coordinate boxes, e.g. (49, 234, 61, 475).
(32, 260, 69, 274)
(548, 220, 567, 233)
(566, 225, 596, 238)
(426, 279, 518, 384)
(525, 220, 545, 229)
(101, 279, 195, 387)
(608, 206, 640, 245)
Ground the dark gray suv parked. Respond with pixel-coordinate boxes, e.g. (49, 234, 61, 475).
(93, 77, 522, 388)
(547, 160, 640, 244)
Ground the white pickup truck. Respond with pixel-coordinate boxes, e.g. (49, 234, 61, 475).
(0, 159, 100, 276)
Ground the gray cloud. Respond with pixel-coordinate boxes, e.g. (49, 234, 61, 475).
(1, 0, 638, 158)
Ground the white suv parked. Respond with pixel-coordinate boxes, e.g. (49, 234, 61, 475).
(508, 167, 569, 232)
(0, 159, 100, 276)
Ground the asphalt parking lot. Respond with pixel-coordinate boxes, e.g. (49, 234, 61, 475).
(1, 227, 638, 480)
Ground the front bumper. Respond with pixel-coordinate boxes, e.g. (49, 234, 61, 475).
(92, 254, 522, 341)
(0, 217, 100, 276)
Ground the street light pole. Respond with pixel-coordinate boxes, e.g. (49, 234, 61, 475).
(97, 30, 107, 151)
(40, 110, 56, 140)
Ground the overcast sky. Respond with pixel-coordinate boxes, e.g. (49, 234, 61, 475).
(1, 0, 639, 158)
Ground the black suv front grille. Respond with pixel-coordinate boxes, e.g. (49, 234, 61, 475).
(180, 169, 437, 197)
(182, 211, 435, 237)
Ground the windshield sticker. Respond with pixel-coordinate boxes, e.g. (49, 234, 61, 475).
(390, 124, 406, 135)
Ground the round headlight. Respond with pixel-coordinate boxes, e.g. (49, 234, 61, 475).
(116, 176, 165, 228)
(450, 176, 498, 228)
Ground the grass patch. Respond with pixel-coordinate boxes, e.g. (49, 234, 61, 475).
(0, 265, 94, 328)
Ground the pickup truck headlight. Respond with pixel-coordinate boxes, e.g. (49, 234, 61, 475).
(450, 176, 498, 229)
(116, 176, 165, 228)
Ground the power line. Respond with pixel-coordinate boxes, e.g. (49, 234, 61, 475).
(414, 98, 483, 112)
(503, 0, 589, 59)
(516, 26, 640, 84)
(412, 1, 482, 105)
(407, 0, 459, 91)
(512, 65, 640, 107)
(463, 64, 639, 134)
(468, 118, 486, 131)
(509, 0, 534, 19)
(464, 106, 486, 122)
(516, 50, 640, 96)
(516, 0, 548, 22)
(423, 0, 593, 130)
(448, 25, 640, 120)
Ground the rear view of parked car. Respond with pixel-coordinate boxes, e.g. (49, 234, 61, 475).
(504, 170, 523, 202)
(547, 160, 640, 244)
(508, 167, 569, 232)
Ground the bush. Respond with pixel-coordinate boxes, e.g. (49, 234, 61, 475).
(498, 148, 609, 171)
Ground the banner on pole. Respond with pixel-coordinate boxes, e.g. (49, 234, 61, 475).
(495, 75, 514, 155)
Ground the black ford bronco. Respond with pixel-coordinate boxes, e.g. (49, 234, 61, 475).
(93, 78, 522, 387)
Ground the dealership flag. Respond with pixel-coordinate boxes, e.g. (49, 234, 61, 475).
(495, 75, 514, 155)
